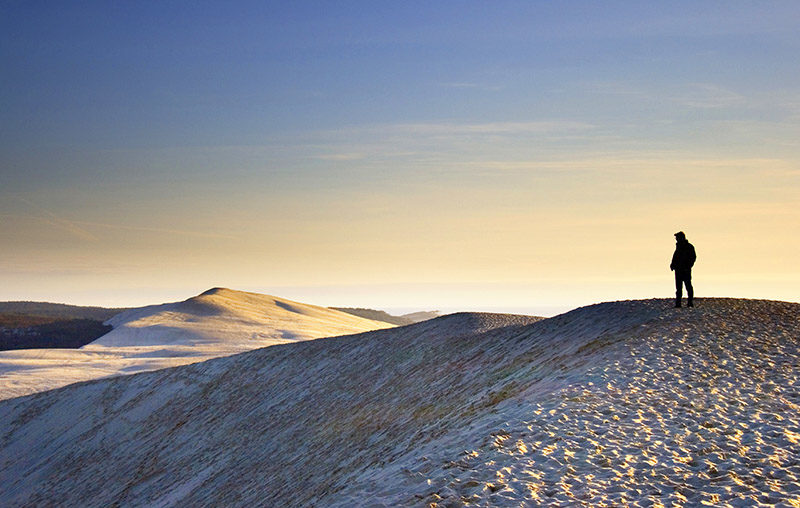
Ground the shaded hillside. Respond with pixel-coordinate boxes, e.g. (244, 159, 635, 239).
(0, 299, 798, 507)
(401, 310, 441, 323)
(331, 307, 416, 326)
(332, 308, 441, 326)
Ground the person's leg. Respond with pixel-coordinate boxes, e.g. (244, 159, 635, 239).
(685, 270, 694, 307)
(675, 272, 682, 307)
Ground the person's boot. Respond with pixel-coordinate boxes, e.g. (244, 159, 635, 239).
(687, 299, 694, 307)
(675, 299, 682, 308)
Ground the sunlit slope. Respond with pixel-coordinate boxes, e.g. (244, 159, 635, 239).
(0, 288, 392, 400)
(0, 299, 798, 507)
(92, 287, 394, 347)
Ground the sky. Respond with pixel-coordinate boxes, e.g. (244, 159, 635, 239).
(1, 1, 799, 315)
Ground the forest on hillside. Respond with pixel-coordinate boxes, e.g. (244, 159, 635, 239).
(0, 302, 124, 351)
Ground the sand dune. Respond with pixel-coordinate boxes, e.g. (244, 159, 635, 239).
(0, 298, 798, 506)
(0, 288, 392, 401)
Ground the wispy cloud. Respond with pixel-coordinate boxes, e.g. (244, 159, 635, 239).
(70, 220, 239, 240)
(671, 83, 746, 109)
(16, 197, 99, 242)
(329, 121, 595, 138)
(584, 81, 650, 98)
(12, 197, 238, 241)
(300, 121, 598, 167)
(471, 155, 794, 171)
(311, 153, 367, 161)
(586, 80, 746, 109)
(438, 82, 504, 92)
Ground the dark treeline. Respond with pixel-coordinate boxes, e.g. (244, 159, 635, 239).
(0, 318, 112, 350)
(0, 302, 127, 321)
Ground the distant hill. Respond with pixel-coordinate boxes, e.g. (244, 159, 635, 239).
(331, 308, 415, 326)
(401, 310, 441, 323)
(0, 301, 127, 351)
(332, 308, 440, 326)
(96, 288, 394, 348)
(0, 302, 128, 322)
(0, 288, 394, 400)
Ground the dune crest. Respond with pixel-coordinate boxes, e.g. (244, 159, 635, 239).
(1, 298, 797, 506)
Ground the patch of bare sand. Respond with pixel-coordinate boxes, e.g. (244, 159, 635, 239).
(422, 299, 800, 507)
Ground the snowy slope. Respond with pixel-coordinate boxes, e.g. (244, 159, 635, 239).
(0, 288, 392, 400)
(0, 299, 798, 507)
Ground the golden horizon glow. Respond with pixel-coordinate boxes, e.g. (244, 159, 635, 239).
(2, 4, 799, 311)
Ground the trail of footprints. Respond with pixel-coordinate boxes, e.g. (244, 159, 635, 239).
(425, 310, 800, 507)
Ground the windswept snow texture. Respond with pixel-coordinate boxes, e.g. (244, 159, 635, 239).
(1, 299, 799, 507)
(0, 288, 392, 400)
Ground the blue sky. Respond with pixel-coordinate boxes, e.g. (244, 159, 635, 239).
(4, 1, 798, 149)
(2, 1, 799, 312)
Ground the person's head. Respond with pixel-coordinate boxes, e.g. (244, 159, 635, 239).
(674, 231, 686, 241)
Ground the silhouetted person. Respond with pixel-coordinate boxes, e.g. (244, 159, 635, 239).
(670, 231, 696, 307)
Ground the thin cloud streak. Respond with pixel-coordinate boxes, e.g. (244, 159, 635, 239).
(585, 81, 747, 109)
(438, 82, 504, 91)
(70, 220, 239, 240)
(670, 83, 746, 109)
(471, 156, 796, 172)
(311, 153, 367, 161)
(322, 121, 596, 139)
(16, 197, 99, 242)
(7, 200, 238, 241)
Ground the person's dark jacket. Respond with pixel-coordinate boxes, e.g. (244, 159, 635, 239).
(670, 239, 696, 271)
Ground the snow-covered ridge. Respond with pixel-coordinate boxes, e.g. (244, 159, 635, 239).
(0, 288, 393, 401)
(0, 298, 798, 507)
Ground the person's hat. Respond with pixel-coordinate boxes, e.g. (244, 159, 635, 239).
(674, 231, 685, 238)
